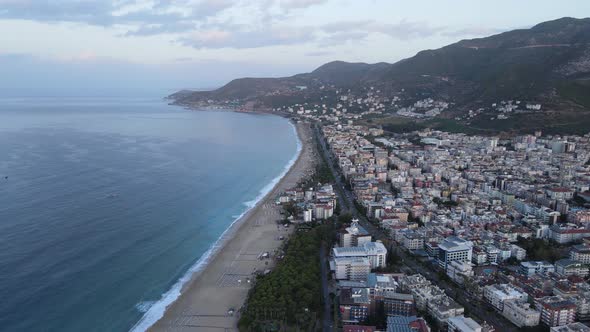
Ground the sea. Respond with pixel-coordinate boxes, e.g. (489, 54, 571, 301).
(0, 95, 300, 332)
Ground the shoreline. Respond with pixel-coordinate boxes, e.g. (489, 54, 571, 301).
(137, 116, 315, 332)
(170, 101, 286, 117)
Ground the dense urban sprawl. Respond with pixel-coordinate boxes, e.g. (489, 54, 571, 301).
(245, 103, 590, 332)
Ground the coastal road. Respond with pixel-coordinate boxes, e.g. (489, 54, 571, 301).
(311, 123, 336, 332)
(314, 124, 517, 331)
(314, 124, 387, 242)
(313, 124, 352, 215)
(319, 245, 333, 332)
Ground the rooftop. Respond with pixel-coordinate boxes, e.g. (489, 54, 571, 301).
(333, 256, 371, 265)
(448, 315, 482, 331)
(333, 242, 387, 257)
(387, 316, 427, 332)
(485, 284, 526, 299)
(438, 236, 473, 252)
(340, 287, 370, 305)
(555, 258, 585, 268)
(367, 273, 398, 289)
(550, 322, 590, 332)
(521, 261, 554, 268)
(345, 219, 370, 236)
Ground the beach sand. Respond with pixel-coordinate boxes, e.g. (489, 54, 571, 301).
(148, 122, 316, 332)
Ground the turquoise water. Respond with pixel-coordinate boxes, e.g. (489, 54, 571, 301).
(0, 97, 299, 332)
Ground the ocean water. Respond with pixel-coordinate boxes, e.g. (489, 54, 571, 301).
(0, 97, 300, 332)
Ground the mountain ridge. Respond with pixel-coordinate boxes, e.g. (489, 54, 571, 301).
(171, 17, 590, 134)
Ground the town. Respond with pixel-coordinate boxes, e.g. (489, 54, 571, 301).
(239, 103, 590, 332)
(263, 84, 547, 127)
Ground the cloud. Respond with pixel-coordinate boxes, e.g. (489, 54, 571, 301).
(0, 0, 116, 25)
(177, 18, 444, 50)
(0, 0, 316, 28)
(279, 0, 329, 9)
(441, 26, 508, 38)
(0, 0, 477, 50)
(125, 21, 197, 36)
(179, 24, 317, 49)
(174, 57, 195, 62)
(320, 31, 369, 46)
(305, 50, 334, 57)
(0, 0, 233, 35)
(322, 19, 443, 41)
(0, 0, 329, 39)
(374, 21, 443, 40)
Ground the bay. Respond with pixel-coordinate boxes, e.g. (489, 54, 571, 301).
(0, 97, 299, 332)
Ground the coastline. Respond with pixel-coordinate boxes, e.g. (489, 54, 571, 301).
(136, 118, 315, 332)
(169, 101, 282, 117)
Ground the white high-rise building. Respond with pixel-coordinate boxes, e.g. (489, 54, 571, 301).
(340, 219, 371, 247)
(331, 257, 371, 281)
(332, 241, 387, 269)
(438, 236, 473, 270)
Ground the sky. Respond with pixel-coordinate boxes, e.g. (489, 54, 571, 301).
(0, 0, 589, 96)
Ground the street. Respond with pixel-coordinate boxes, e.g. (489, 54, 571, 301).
(320, 245, 333, 332)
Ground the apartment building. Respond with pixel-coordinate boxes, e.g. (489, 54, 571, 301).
(332, 241, 388, 269)
(536, 296, 577, 327)
(571, 244, 590, 264)
(502, 299, 541, 328)
(555, 259, 590, 277)
(520, 261, 555, 277)
(447, 316, 482, 332)
(386, 316, 431, 332)
(438, 236, 473, 270)
(332, 257, 371, 281)
(550, 322, 590, 332)
(446, 260, 474, 285)
(382, 291, 416, 317)
(340, 288, 371, 324)
(403, 231, 425, 251)
(550, 225, 590, 244)
(483, 284, 528, 311)
(428, 295, 465, 325)
(340, 219, 372, 247)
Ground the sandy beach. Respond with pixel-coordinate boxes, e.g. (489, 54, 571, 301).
(147, 121, 316, 332)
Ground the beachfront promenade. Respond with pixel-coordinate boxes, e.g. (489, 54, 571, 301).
(149, 122, 315, 332)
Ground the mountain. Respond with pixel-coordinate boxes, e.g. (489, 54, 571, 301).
(170, 17, 590, 134)
(168, 61, 388, 103)
(307, 61, 390, 86)
(382, 17, 590, 101)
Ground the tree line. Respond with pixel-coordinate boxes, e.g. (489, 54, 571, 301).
(238, 225, 327, 331)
